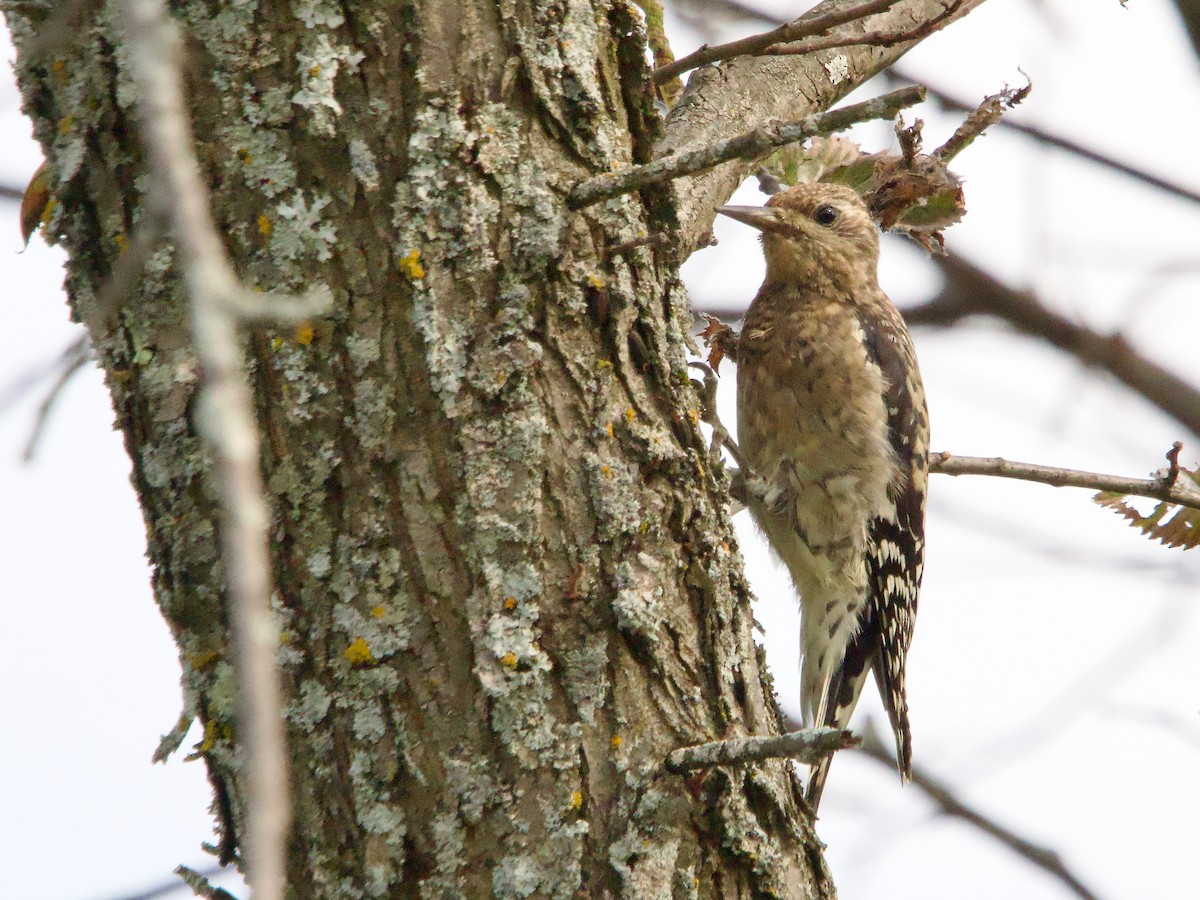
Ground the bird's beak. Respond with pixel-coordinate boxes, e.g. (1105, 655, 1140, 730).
(716, 205, 786, 235)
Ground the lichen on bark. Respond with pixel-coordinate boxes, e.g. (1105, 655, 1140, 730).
(4, 0, 982, 895)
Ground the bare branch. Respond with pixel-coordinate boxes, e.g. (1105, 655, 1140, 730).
(570, 85, 924, 209)
(666, 727, 858, 773)
(856, 727, 1102, 900)
(657, 0, 986, 255)
(890, 69, 1200, 206)
(119, 0, 310, 894)
(654, 0, 903, 83)
(173, 865, 240, 900)
(765, 0, 965, 56)
(637, 0, 684, 105)
(930, 451, 1200, 510)
(930, 76, 1031, 162)
(907, 251, 1200, 438)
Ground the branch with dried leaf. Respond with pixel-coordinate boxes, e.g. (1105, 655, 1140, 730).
(890, 69, 1200, 207)
(569, 85, 924, 209)
(931, 448, 1200, 512)
(665, 727, 859, 774)
(856, 726, 1102, 900)
(119, 0, 328, 895)
(655, 0, 986, 255)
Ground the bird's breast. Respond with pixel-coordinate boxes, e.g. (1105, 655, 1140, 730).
(736, 297, 896, 541)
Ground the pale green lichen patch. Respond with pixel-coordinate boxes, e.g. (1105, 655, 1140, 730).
(292, 0, 345, 29)
(272, 191, 339, 261)
(348, 137, 381, 191)
(562, 635, 609, 725)
(585, 452, 641, 539)
(292, 34, 365, 134)
(492, 854, 543, 900)
(611, 555, 668, 646)
(289, 679, 332, 731)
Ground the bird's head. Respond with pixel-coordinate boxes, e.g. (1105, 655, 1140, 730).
(718, 183, 880, 290)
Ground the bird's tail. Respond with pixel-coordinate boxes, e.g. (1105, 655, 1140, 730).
(805, 652, 871, 812)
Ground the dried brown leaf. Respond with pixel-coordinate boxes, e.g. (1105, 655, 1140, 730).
(698, 314, 736, 374)
(1093, 467, 1200, 550)
(20, 161, 50, 246)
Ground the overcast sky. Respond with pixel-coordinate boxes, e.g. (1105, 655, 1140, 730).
(2, 2, 1199, 898)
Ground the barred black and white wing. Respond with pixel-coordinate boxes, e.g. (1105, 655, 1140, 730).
(806, 299, 929, 811)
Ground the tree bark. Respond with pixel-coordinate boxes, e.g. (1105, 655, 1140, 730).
(8, 0, 981, 896)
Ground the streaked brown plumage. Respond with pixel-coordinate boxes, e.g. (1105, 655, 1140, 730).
(719, 183, 929, 810)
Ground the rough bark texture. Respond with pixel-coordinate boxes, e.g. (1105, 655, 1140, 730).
(8, 0, 980, 896)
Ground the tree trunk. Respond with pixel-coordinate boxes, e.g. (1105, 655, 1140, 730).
(8, 0, 981, 896)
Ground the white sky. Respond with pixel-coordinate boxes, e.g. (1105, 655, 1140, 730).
(2, 2, 1199, 898)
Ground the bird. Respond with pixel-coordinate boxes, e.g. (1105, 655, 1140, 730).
(718, 182, 929, 811)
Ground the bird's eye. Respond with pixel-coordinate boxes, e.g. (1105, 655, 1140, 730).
(814, 204, 839, 226)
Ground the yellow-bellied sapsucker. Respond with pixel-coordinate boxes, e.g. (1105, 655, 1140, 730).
(719, 182, 929, 810)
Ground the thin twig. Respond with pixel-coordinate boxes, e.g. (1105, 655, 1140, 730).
(931, 76, 1032, 163)
(666, 727, 858, 774)
(636, 0, 684, 105)
(570, 85, 924, 209)
(890, 69, 1200, 206)
(765, 0, 964, 55)
(20, 334, 91, 461)
(930, 451, 1200, 510)
(857, 727, 1102, 900)
(173, 865, 240, 900)
(120, 0, 308, 896)
(653, 0, 903, 83)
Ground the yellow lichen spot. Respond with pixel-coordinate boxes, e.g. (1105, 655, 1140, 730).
(199, 719, 221, 752)
(597, 359, 613, 372)
(278, 630, 293, 645)
(604, 422, 614, 438)
(294, 320, 315, 345)
(624, 407, 635, 423)
(39, 198, 58, 229)
(503, 597, 517, 611)
(270, 336, 283, 351)
(343, 637, 376, 667)
(309, 64, 321, 77)
(568, 790, 583, 810)
(57, 115, 73, 136)
(114, 232, 128, 255)
(398, 249, 425, 279)
(496, 370, 507, 385)
(687, 408, 700, 424)
(587, 272, 606, 289)
(500, 651, 519, 669)
(237, 148, 253, 165)
(257, 214, 272, 236)
(51, 59, 67, 82)
(610, 735, 623, 750)
(189, 649, 220, 672)
(720, 541, 730, 553)
(371, 605, 386, 619)
(600, 465, 611, 477)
